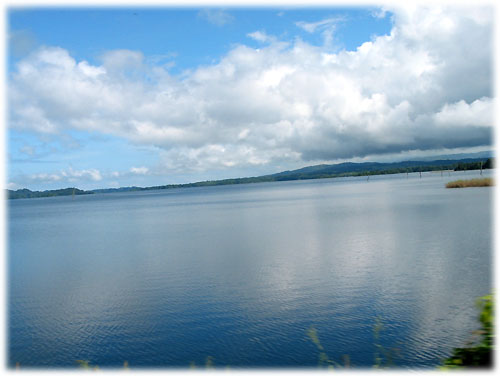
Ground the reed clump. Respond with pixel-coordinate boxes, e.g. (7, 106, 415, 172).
(446, 178, 493, 188)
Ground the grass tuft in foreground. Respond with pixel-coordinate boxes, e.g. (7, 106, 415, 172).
(445, 178, 493, 188)
(440, 293, 494, 369)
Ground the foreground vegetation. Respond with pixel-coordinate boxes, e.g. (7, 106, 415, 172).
(441, 294, 493, 369)
(307, 293, 494, 370)
(446, 178, 494, 188)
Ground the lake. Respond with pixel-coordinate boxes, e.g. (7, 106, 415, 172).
(8, 170, 493, 369)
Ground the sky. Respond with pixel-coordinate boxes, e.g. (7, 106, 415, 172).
(5, 2, 495, 191)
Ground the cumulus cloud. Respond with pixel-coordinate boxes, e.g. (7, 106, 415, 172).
(10, 165, 156, 190)
(9, 5, 493, 174)
(130, 166, 149, 175)
(20, 168, 102, 186)
(20, 168, 102, 185)
(29, 173, 62, 183)
(247, 30, 276, 44)
(61, 167, 102, 182)
(433, 97, 493, 127)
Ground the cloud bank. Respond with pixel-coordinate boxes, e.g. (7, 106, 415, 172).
(9, 5, 493, 175)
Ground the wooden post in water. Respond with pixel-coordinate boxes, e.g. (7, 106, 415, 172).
(480, 161, 483, 175)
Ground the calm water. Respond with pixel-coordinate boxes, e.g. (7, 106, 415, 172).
(8, 171, 493, 369)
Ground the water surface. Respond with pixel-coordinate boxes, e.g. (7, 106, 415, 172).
(8, 170, 493, 368)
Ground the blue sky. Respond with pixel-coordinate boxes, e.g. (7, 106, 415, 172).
(8, 8, 392, 70)
(7, 5, 494, 190)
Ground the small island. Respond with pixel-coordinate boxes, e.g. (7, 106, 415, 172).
(446, 178, 494, 188)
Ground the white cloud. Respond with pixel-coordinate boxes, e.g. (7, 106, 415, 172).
(295, 16, 344, 48)
(371, 8, 389, 19)
(9, 5, 493, 174)
(158, 144, 297, 173)
(130, 166, 149, 175)
(17, 168, 103, 187)
(14, 167, 152, 188)
(295, 17, 343, 33)
(247, 31, 274, 43)
(7, 182, 21, 190)
(100, 49, 143, 75)
(434, 98, 493, 127)
(60, 167, 102, 182)
(28, 173, 63, 183)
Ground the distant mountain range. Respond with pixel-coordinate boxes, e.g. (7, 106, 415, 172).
(7, 154, 494, 199)
(401, 150, 493, 161)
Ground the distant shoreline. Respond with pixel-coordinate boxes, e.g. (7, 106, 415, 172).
(7, 157, 493, 200)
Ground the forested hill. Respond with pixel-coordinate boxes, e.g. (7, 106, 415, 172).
(93, 157, 493, 194)
(268, 158, 493, 180)
(7, 187, 94, 200)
